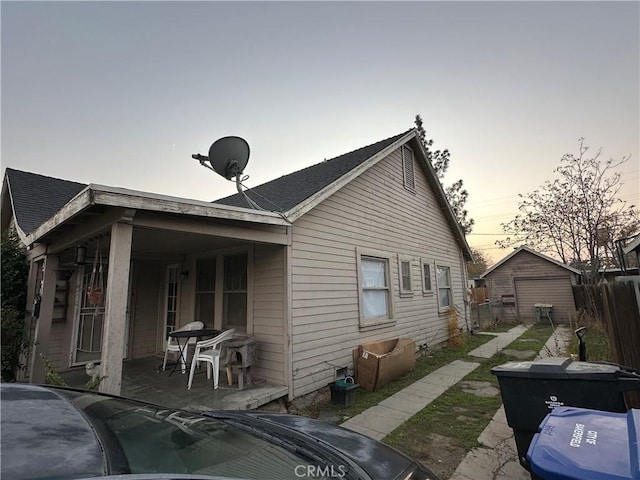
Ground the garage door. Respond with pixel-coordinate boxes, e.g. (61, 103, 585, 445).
(515, 277, 576, 324)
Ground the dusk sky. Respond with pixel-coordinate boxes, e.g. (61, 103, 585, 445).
(2, 1, 638, 264)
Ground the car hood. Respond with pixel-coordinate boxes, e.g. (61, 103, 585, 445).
(1, 383, 106, 479)
(202, 411, 430, 480)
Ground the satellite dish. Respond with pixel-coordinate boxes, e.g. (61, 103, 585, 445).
(193, 136, 263, 210)
(207, 136, 250, 181)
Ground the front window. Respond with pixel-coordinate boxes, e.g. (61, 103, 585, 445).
(223, 253, 247, 331)
(357, 248, 394, 327)
(436, 265, 452, 311)
(195, 258, 216, 326)
(165, 265, 179, 340)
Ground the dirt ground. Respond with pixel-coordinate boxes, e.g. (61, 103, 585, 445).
(405, 433, 467, 480)
(258, 388, 470, 479)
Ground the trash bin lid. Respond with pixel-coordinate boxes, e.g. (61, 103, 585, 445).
(527, 407, 640, 480)
(492, 357, 627, 380)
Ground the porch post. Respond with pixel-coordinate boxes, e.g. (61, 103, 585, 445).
(29, 254, 58, 383)
(99, 221, 133, 395)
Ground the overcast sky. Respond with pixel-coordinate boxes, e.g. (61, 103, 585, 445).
(2, 1, 638, 264)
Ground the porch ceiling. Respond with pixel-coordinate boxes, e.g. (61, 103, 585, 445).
(131, 226, 242, 258)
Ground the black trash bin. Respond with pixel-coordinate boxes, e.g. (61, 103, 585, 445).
(491, 357, 640, 471)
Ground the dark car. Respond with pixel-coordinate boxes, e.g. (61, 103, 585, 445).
(1, 383, 439, 480)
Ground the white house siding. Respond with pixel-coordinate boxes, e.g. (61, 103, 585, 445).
(484, 250, 577, 324)
(130, 261, 162, 358)
(252, 244, 287, 385)
(290, 148, 468, 397)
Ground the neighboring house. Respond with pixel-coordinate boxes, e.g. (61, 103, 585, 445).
(1, 129, 473, 399)
(480, 246, 581, 324)
(623, 233, 640, 267)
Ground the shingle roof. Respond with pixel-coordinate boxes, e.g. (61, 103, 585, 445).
(214, 130, 411, 212)
(5, 168, 87, 235)
(479, 246, 582, 278)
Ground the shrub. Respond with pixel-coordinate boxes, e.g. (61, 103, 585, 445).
(1, 306, 28, 381)
(1, 230, 29, 380)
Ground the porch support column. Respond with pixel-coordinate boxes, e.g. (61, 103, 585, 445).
(29, 254, 58, 383)
(99, 220, 133, 395)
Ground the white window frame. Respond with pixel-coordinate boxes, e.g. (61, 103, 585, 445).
(421, 258, 434, 295)
(401, 145, 416, 192)
(398, 254, 414, 297)
(436, 264, 453, 312)
(356, 247, 395, 329)
(193, 246, 252, 333)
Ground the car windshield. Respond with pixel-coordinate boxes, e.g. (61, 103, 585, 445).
(62, 390, 335, 480)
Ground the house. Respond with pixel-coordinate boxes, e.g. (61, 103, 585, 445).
(2, 129, 473, 400)
(479, 246, 581, 324)
(622, 233, 640, 268)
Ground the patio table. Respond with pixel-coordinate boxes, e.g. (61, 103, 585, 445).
(166, 328, 220, 377)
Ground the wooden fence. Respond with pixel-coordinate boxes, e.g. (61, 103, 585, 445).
(573, 280, 640, 408)
(470, 287, 489, 304)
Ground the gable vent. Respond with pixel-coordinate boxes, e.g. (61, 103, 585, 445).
(402, 145, 415, 192)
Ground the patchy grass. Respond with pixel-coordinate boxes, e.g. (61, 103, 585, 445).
(294, 333, 494, 420)
(384, 324, 556, 463)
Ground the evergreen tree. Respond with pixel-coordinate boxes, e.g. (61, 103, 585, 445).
(415, 114, 474, 234)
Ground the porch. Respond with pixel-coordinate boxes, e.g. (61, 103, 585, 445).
(61, 356, 288, 410)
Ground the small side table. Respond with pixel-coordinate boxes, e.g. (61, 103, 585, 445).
(535, 304, 553, 324)
(223, 334, 257, 390)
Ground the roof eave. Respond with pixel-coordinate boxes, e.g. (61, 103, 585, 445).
(285, 129, 473, 260)
(284, 130, 416, 223)
(90, 185, 291, 225)
(25, 184, 291, 245)
(623, 234, 640, 254)
(3, 174, 32, 245)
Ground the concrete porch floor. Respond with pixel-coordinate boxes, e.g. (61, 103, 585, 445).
(61, 356, 288, 411)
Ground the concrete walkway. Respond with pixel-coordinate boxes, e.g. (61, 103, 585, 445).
(468, 324, 529, 359)
(341, 359, 480, 440)
(450, 325, 571, 480)
(339, 324, 571, 479)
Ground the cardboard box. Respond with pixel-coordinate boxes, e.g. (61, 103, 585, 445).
(355, 338, 416, 392)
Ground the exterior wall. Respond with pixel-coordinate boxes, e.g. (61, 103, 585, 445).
(46, 271, 79, 369)
(515, 277, 575, 323)
(484, 250, 578, 324)
(178, 244, 288, 386)
(129, 261, 162, 358)
(290, 147, 468, 397)
(252, 244, 287, 385)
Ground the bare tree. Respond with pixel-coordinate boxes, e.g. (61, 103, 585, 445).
(497, 138, 640, 281)
(415, 115, 474, 234)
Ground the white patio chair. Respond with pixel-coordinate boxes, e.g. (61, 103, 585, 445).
(187, 329, 235, 390)
(162, 321, 204, 373)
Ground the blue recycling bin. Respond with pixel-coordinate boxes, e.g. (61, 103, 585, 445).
(527, 406, 640, 480)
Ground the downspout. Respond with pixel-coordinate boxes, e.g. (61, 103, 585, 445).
(460, 249, 470, 332)
(285, 225, 294, 401)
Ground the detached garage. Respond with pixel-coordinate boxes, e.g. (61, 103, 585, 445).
(480, 247, 581, 324)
